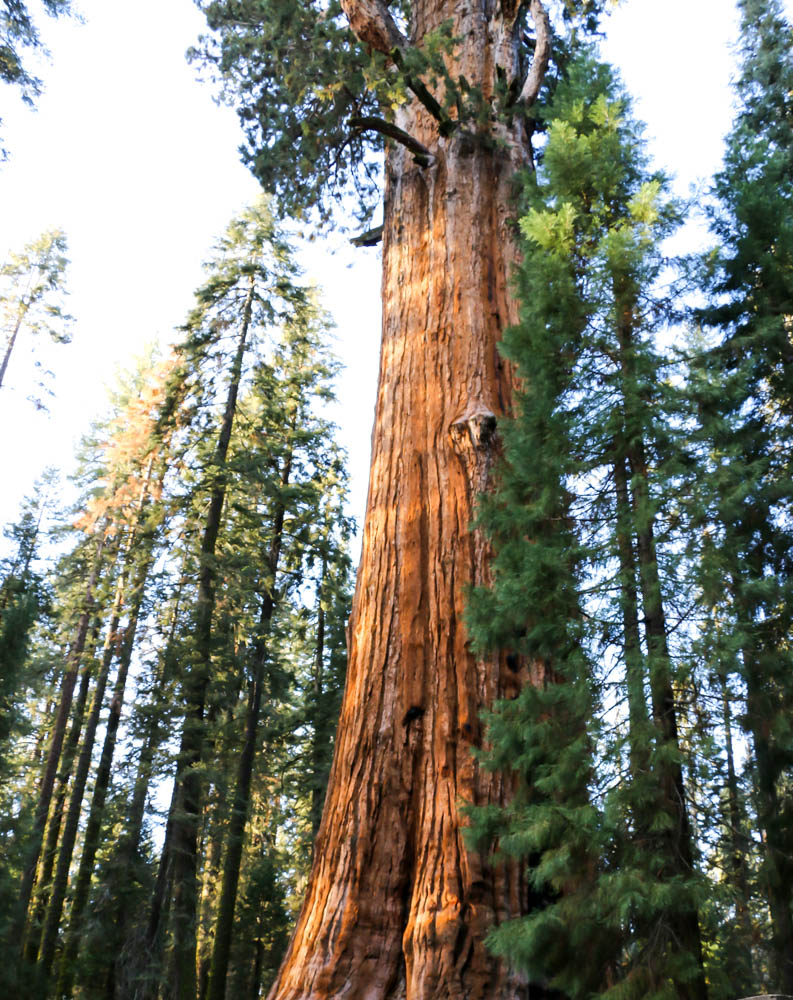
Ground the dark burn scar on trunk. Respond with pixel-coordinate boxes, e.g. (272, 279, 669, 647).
(402, 705, 425, 726)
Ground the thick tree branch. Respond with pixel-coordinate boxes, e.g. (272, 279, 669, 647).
(340, 0, 460, 138)
(349, 116, 435, 166)
(350, 225, 384, 247)
(340, 0, 456, 136)
(340, 0, 407, 55)
(517, 0, 551, 107)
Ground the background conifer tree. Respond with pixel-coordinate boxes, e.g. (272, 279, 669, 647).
(0, 200, 356, 1000)
(467, 54, 709, 1000)
(688, 0, 793, 990)
(0, 229, 73, 404)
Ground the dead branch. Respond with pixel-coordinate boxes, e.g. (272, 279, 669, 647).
(517, 0, 551, 108)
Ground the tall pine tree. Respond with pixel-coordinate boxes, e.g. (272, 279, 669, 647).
(690, 0, 793, 990)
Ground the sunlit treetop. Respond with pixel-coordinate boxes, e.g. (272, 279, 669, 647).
(704, 0, 793, 414)
(0, 227, 73, 406)
(189, 0, 612, 228)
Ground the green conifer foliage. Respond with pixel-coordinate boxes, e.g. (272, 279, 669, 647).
(0, 193, 355, 1000)
(0, 229, 73, 406)
(0, 0, 75, 157)
(0, 474, 54, 756)
(689, 0, 793, 990)
(109, 201, 356, 1000)
(189, 0, 611, 226)
(466, 54, 709, 1000)
(0, 476, 55, 989)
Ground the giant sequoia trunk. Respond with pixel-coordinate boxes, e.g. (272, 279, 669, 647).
(269, 3, 543, 998)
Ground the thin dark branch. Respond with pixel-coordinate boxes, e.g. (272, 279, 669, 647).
(349, 116, 434, 166)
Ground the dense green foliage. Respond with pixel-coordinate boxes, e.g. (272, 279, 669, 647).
(466, 9, 793, 994)
(1, 2, 792, 999)
(189, 0, 610, 225)
(0, 201, 353, 1000)
(687, 0, 793, 991)
(467, 54, 709, 1000)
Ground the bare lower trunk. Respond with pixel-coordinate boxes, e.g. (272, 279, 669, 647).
(56, 537, 157, 997)
(269, 19, 533, 993)
(17, 534, 107, 944)
(24, 624, 98, 962)
(719, 675, 754, 991)
(207, 447, 292, 1000)
(39, 567, 130, 976)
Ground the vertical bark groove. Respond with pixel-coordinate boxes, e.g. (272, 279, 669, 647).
(268, 6, 533, 992)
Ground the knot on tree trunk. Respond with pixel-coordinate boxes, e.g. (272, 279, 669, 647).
(449, 406, 498, 496)
(449, 407, 497, 453)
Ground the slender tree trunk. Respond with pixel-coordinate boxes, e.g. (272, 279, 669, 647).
(250, 936, 264, 1000)
(38, 558, 131, 978)
(196, 791, 224, 1000)
(310, 557, 327, 842)
(132, 580, 188, 996)
(142, 771, 179, 999)
(24, 619, 100, 962)
(207, 447, 292, 1000)
(127, 610, 180, 848)
(718, 673, 754, 989)
(615, 300, 707, 999)
(0, 310, 25, 389)
(727, 531, 793, 994)
(268, 5, 540, 997)
(169, 277, 255, 1000)
(743, 642, 793, 994)
(17, 531, 107, 945)
(32, 698, 56, 766)
(611, 292, 707, 999)
(629, 441, 707, 1000)
(613, 454, 649, 777)
(56, 524, 158, 997)
(103, 708, 160, 1000)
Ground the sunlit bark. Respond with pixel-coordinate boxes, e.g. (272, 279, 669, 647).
(268, 2, 545, 996)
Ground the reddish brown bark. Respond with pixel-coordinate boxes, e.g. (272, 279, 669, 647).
(269, 4, 541, 998)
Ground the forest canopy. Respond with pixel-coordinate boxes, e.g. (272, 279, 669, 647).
(1, 1, 792, 999)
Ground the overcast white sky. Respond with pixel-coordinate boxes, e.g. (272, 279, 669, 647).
(1, 0, 790, 537)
